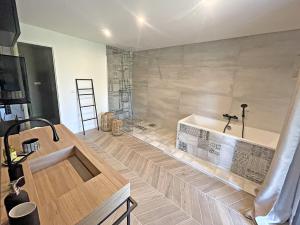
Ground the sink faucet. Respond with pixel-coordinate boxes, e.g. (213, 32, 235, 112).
(4, 118, 60, 182)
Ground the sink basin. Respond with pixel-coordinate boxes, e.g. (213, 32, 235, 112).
(1, 124, 130, 225)
(28, 146, 101, 203)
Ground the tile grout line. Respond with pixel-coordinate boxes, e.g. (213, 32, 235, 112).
(82, 132, 254, 224)
(82, 137, 200, 225)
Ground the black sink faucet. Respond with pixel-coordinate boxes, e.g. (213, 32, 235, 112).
(4, 118, 60, 182)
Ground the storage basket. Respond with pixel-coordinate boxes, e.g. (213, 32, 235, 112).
(100, 112, 114, 132)
(112, 119, 123, 136)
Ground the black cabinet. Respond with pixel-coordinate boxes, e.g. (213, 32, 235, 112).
(0, 0, 20, 47)
(0, 54, 30, 104)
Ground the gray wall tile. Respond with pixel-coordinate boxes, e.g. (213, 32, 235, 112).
(132, 30, 300, 132)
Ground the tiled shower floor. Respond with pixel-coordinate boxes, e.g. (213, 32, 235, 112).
(125, 121, 260, 196)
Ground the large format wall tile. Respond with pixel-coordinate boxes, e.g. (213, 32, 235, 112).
(233, 67, 297, 99)
(183, 38, 241, 67)
(238, 32, 300, 68)
(181, 66, 235, 95)
(230, 97, 291, 132)
(179, 92, 232, 117)
(132, 30, 300, 133)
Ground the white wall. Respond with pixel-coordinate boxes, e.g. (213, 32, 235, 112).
(18, 23, 108, 133)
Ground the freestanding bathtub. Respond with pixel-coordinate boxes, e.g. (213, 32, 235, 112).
(176, 114, 280, 184)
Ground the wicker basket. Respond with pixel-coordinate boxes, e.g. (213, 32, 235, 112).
(101, 112, 114, 132)
(112, 119, 123, 136)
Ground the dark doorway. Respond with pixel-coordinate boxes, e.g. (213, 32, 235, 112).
(17, 42, 60, 125)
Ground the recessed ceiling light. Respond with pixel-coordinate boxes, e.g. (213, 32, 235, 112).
(102, 28, 112, 38)
(202, 0, 217, 7)
(137, 16, 145, 26)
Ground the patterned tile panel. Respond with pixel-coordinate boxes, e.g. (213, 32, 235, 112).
(179, 124, 203, 137)
(231, 141, 275, 183)
(176, 124, 275, 184)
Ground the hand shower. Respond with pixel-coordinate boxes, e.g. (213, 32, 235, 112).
(241, 104, 248, 138)
(241, 104, 248, 118)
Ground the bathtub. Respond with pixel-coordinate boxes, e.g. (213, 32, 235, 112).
(176, 114, 280, 183)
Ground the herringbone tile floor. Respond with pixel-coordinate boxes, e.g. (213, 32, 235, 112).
(78, 129, 255, 225)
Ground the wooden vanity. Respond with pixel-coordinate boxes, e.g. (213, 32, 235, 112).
(0, 125, 131, 225)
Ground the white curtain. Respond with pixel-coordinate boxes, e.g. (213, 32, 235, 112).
(252, 78, 300, 225)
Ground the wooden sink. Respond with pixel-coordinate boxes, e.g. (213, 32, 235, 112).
(28, 146, 101, 203)
(1, 125, 130, 225)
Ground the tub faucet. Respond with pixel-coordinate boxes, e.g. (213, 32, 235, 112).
(222, 114, 238, 133)
(4, 118, 60, 183)
(222, 114, 238, 120)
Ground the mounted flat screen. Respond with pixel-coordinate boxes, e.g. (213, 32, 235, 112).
(0, 54, 30, 104)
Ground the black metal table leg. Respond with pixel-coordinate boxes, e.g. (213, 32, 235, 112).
(98, 197, 137, 225)
(127, 198, 130, 225)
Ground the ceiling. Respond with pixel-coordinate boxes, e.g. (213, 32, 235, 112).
(16, 0, 300, 51)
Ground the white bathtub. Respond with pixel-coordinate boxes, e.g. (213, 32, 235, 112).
(180, 114, 280, 149)
(176, 114, 280, 183)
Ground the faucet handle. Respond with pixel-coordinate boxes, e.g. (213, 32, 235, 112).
(223, 113, 229, 118)
(232, 115, 239, 120)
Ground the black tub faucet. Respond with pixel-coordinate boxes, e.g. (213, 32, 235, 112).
(222, 114, 238, 133)
(4, 118, 60, 183)
(222, 114, 238, 120)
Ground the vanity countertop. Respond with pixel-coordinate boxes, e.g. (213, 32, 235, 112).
(0, 124, 130, 225)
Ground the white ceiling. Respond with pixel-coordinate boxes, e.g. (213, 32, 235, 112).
(16, 0, 300, 51)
